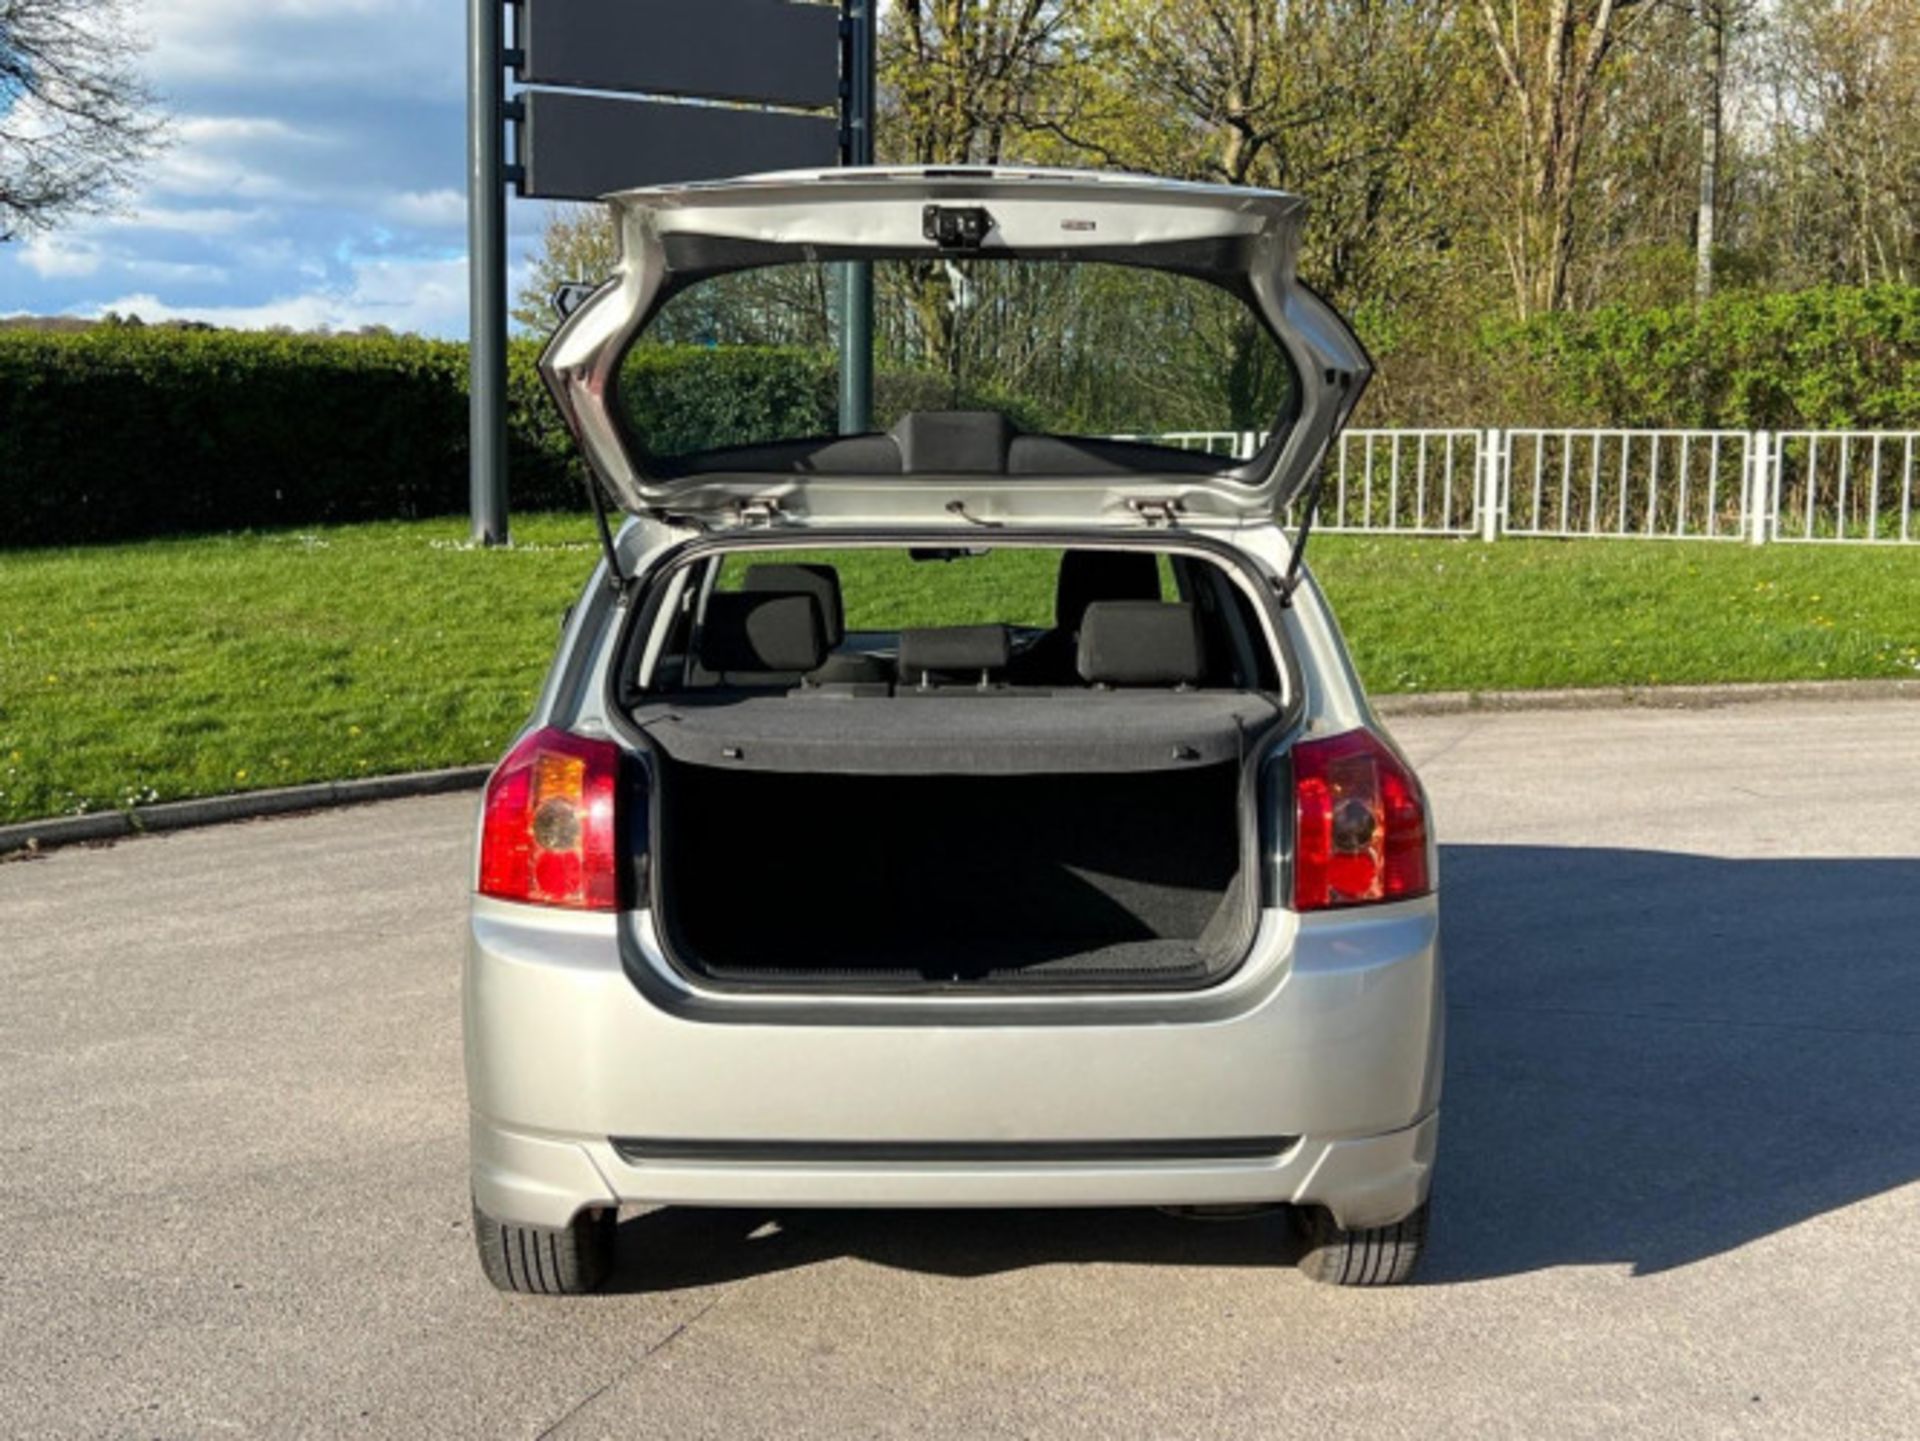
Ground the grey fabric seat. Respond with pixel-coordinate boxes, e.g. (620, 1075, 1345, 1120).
(1076, 601, 1207, 688)
(741, 562, 892, 686)
(694, 590, 829, 688)
(1009, 550, 1164, 685)
(897, 625, 1013, 689)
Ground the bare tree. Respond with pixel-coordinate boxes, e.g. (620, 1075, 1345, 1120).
(1474, 0, 1656, 314)
(1754, 0, 1920, 287)
(1692, 0, 1724, 298)
(1689, 0, 1759, 300)
(885, 0, 1084, 167)
(0, 0, 165, 240)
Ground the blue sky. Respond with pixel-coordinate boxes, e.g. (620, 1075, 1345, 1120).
(0, 0, 543, 336)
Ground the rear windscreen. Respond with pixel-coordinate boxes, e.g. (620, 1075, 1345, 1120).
(638, 545, 1279, 695)
(618, 260, 1296, 461)
(710, 546, 1178, 631)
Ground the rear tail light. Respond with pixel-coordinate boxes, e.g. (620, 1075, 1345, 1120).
(1290, 728, 1431, 911)
(478, 728, 622, 911)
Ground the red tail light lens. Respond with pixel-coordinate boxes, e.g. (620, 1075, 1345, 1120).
(478, 728, 621, 911)
(1292, 728, 1430, 911)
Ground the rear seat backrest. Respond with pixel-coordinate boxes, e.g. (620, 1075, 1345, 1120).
(696, 591, 828, 684)
(1076, 601, 1206, 688)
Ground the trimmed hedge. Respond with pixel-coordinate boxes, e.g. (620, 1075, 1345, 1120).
(1479, 283, 1920, 430)
(0, 330, 836, 547)
(622, 344, 837, 455)
(1, 329, 537, 547)
(5, 284, 1916, 547)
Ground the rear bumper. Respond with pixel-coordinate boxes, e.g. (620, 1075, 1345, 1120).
(465, 897, 1444, 1232)
(472, 1109, 1438, 1231)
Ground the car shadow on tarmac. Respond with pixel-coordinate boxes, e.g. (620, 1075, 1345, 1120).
(1425, 843, 1920, 1280)
(602, 844, 1920, 1290)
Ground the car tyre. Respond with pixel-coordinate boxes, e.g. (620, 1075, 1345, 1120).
(472, 1199, 614, 1295)
(1294, 1201, 1428, 1286)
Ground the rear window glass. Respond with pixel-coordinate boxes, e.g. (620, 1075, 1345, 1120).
(711, 547, 1173, 631)
(619, 260, 1295, 460)
(639, 544, 1281, 695)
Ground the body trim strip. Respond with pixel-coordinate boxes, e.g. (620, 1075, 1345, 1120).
(610, 1135, 1298, 1165)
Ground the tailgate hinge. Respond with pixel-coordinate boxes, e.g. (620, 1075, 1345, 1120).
(1127, 497, 1184, 527)
(733, 495, 788, 528)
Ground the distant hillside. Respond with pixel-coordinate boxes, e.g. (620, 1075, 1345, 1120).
(0, 315, 216, 334)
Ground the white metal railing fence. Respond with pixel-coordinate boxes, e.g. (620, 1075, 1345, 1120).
(1324, 429, 1484, 535)
(1107, 430, 1255, 460)
(1768, 431, 1920, 543)
(1499, 429, 1755, 541)
(1114, 426, 1920, 544)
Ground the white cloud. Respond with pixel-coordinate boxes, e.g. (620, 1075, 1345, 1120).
(173, 116, 314, 146)
(19, 236, 104, 279)
(4, 2, 522, 337)
(126, 205, 275, 236)
(124, 259, 232, 285)
(384, 189, 466, 230)
(84, 253, 509, 336)
(142, 0, 460, 99)
(147, 147, 294, 203)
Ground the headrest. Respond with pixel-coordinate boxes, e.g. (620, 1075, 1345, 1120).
(742, 562, 845, 646)
(1076, 602, 1206, 687)
(698, 591, 828, 675)
(1055, 550, 1163, 631)
(889, 410, 1014, 474)
(897, 624, 1012, 681)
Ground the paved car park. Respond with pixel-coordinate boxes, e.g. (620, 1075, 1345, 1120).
(3, 698, 1917, 1438)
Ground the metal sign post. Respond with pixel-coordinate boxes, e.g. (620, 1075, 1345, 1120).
(466, 0, 510, 546)
(837, 0, 875, 436)
(466, 0, 863, 542)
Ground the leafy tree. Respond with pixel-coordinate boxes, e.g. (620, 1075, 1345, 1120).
(505, 0, 1920, 423)
(511, 202, 619, 332)
(1467, 0, 1662, 315)
(1072, 0, 1472, 313)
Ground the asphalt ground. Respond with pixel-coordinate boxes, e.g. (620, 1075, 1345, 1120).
(3, 698, 1917, 1438)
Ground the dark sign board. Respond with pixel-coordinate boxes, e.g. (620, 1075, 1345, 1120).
(517, 0, 841, 110)
(470, 0, 861, 540)
(518, 91, 841, 200)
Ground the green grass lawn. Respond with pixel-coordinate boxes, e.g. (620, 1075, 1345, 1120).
(2, 516, 1916, 825)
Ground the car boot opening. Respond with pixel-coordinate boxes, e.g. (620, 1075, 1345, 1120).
(620, 540, 1291, 992)
(654, 759, 1254, 987)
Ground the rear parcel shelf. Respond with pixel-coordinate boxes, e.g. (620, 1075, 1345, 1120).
(626, 691, 1283, 776)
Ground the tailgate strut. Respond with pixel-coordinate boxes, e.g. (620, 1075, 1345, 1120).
(1280, 366, 1362, 605)
(1278, 460, 1329, 606)
(582, 468, 627, 592)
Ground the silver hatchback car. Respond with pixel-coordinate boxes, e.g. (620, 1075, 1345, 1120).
(466, 168, 1442, 1293)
